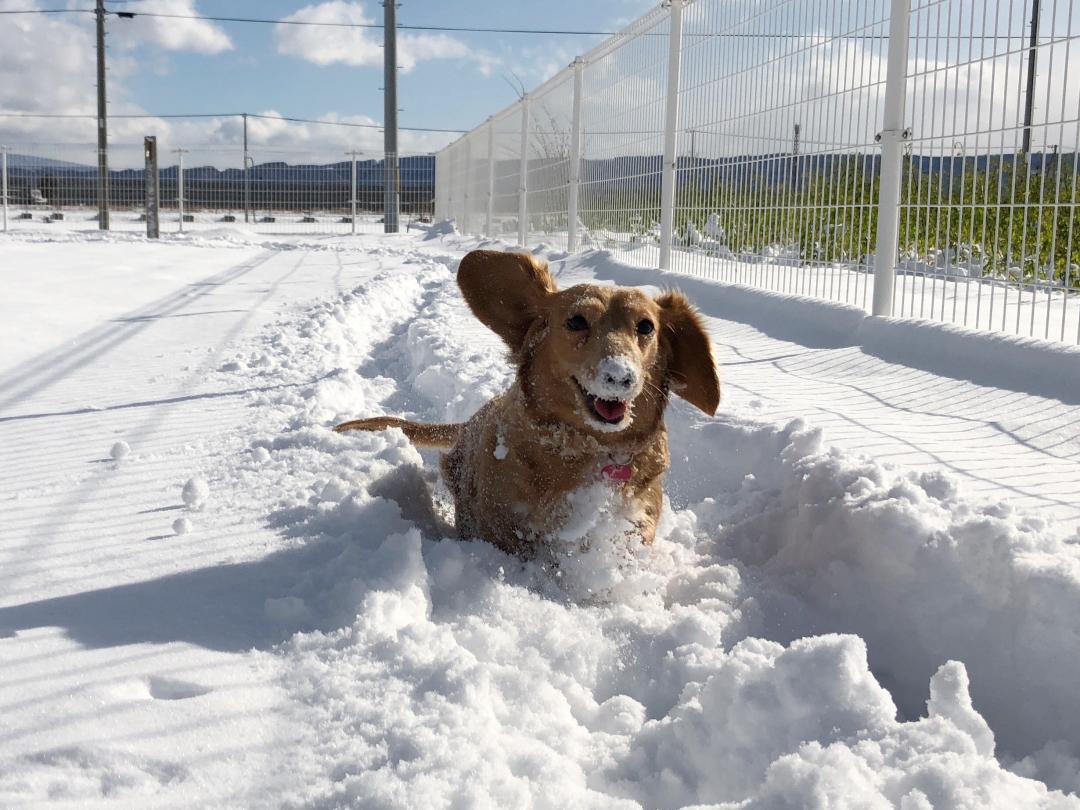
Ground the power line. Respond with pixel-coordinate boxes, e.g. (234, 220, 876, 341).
(0, 8, 91, 13)
(101, 9, 620, 35)
(247, 113, 464, 134)
(0, 110, 466, 133)
(1, 6, 1063, 41)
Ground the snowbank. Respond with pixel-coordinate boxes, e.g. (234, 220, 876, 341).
(210, 243, 1080, 807)
(860, 317, 1080, 404)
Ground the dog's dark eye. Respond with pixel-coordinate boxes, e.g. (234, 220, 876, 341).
(637, 319, 655, 336)
(566, 314, 589, 332)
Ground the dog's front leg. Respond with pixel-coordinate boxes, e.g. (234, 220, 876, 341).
(632, 479, 664, 545)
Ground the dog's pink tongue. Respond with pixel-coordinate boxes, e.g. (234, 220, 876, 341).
(594, 398, 626, 421)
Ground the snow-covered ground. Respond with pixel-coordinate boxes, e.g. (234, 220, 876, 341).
(3, 207, 426, 237)
(1, 223, 1079, 808)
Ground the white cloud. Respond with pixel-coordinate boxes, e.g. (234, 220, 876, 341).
(0, 1, 97, 118)
(0, 0, 230, 139)
(274, 1, 497, 75)
(118, 0, 233, 55)
(0, 1, 459, 164)
(509, 43, 578, 84)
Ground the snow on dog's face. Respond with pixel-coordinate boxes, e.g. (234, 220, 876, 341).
(457, 250, 720, 440)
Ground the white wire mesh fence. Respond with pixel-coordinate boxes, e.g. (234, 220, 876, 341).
(436, 0, 1080, 345)
(1, 125, 435, 236)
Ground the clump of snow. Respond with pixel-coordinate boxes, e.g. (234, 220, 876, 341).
(250, 446, 271, 463)
(317, 478, 350, 503)
(546, 481, 672, 604)
(171, 517, 192, 536)
(181, 477, 209, 510)
(109, 440, 130, 460)
(265, 596, 312, 629)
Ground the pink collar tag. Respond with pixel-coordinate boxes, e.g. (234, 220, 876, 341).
(601, 463, 633, 483)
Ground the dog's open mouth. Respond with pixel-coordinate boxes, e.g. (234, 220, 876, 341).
(575, 379, 628, 426)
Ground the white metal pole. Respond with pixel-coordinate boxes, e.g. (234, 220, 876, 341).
(435, 153, 444, 220)
(346, 150, 360, 234)
(872, 0, 911, 317)
(462, 136, 472, 235)
(567, 58, 585, 252)
(178, 151, 184, 232)
(659, 0, 686, 270)
(518, 95, 530, 247)
(1, 146, 7, 233)
(485, 121, 495, 238)
(174, 148, 187, 233)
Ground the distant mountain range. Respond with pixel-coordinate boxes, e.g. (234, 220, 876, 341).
(4, 154, 437, 189)
(5, 149, 1068, 212)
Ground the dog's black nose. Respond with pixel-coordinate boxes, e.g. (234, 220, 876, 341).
(603, 370, 634, 389)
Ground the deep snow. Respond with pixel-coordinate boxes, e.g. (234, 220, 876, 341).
(1, 225, 1079, 808)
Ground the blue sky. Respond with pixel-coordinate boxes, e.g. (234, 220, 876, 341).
(113, 0, 654, 134)
(3, 0, 1074, 162)
(0, 0, 653, 156)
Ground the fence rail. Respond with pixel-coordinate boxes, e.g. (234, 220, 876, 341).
(436, 0, 1080, 345)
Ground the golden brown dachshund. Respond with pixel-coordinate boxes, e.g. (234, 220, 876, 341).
(335, 249, 720, 556)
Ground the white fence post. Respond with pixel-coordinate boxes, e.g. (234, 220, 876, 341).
(659, 0, 686, 270)
(174, 148, 187, 233)
(348, 151, 359, 235)
(518, 95, 530, 247)
(435, 153, 446, 221)
(1, 146, 7, 233)
(872, 0, 911, 317)
(485, 120, 495, 238)
(567, 58, 585, 252)
(463, 136, 472, 235)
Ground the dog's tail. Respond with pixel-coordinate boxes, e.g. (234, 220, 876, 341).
(333, 416, 462, 450)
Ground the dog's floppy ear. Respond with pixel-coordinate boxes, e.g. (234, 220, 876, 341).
(656, 290, 721, 415)
(457, 250, 557, 352)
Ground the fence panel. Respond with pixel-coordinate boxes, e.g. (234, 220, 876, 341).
(670, 0, 890, 313)
(578, 8, 673, 259)
(492, 109, 525, 240)
(525, 75, 574, 250)
(435, 0, 1080, 345)
(2, 121, 436, 236)
(899, 0, 1080, 343)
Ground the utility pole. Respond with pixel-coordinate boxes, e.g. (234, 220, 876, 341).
(174, 147, 188, 232)
(242, 113, 251, 223)
(95, 0, 110, 230)
(1021, 0, 1041, 158)
(383, 0, 400, 233)
(346, 149, 363, 234)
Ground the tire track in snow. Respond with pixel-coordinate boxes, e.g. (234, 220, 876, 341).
(0, 251, 278, 416)
(0, 249, 311, 596)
